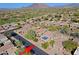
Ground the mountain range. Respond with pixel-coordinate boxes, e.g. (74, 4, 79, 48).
(64, 3, 79, 7)
(29, 3, 79, 8)
(0, 3, 79, 9)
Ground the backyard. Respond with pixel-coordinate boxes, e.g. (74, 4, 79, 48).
(24, 30, 38, 42)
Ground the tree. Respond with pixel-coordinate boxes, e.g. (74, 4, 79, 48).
(71, 19, 79, 23)
(41, 42, 49, 49)
(70, 32, 79, 38)
(33, 38, 38, 42)
(15, 40, 23, 48)
(49, 40, 55, 47)
(60, 25, 69, 34)
(17, 22, 22, 28)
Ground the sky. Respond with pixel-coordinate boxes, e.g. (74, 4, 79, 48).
(0, 3, 67, 8)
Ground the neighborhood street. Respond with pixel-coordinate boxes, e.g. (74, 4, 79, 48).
(11, 32, 48, 55)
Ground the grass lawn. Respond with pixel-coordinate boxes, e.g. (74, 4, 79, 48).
(63, 40, 78, 52)
(47, 25, 61, 31)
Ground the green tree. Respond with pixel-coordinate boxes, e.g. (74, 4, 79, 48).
(49, 40, 55, 47)
(41, 42, 49, 49)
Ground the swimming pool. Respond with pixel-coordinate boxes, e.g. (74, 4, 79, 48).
(41, 35, 48, 40)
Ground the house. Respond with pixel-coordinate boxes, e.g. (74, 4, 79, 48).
(35, 27, 54, 41)
(74, 47, 79, 55)
(0, 34, 8, 43)
(0, 40, 16, 55)
(35, 27, 47, 37)
(2, 24, 10, 30)
(70, 23, 79, 29)
(17, 21, 25, 26)
(0, 26, 5, 33)
(0, 26, 4, 31)
(40, 31, 53, 41)
(2, 23, 17, 31)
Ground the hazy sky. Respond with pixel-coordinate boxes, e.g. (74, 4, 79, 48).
(0, 3, 67, 8)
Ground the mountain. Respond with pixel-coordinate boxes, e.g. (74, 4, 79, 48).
(0, 3, 79, 10)
(64, 3, 79, 7)
(29, 3, 49, 8)
(29, 3, 79, 8)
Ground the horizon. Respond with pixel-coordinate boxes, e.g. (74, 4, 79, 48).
(0, 3, 68, 8)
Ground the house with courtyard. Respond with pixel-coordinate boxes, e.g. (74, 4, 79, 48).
(35, 27, 54, 42)
(40, 31, 54, 42)
(35, 27, 47, 37)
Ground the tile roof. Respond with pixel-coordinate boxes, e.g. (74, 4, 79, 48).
(0, 26, 4, 31)
(43, 31, 53, 37)
(0, 40, 14, 53)
(36, 28, 46, 34)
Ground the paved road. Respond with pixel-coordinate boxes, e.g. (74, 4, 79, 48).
(11, 32, 48, 55)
